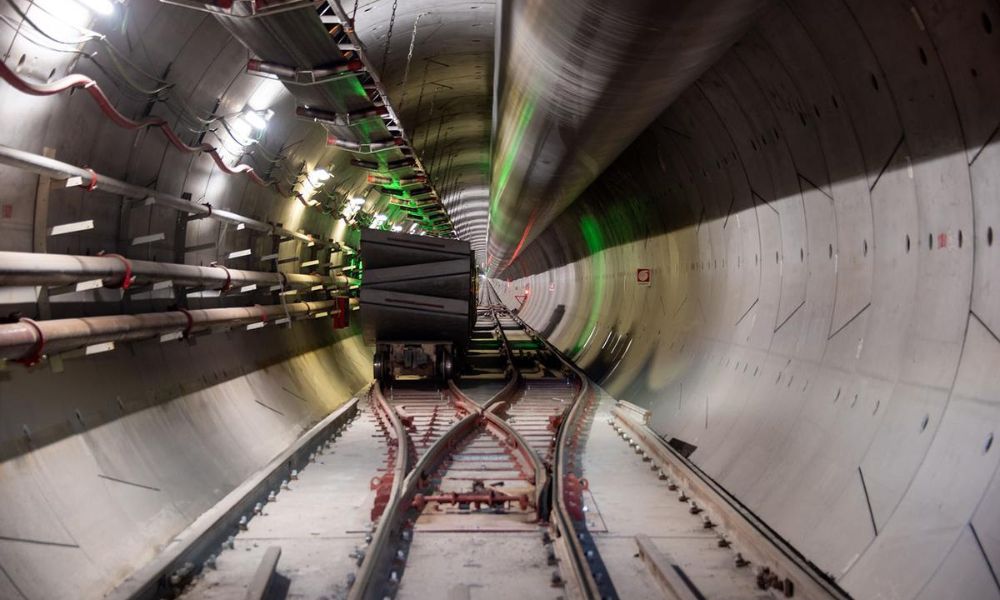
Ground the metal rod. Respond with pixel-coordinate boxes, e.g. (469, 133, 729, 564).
(0, 250, 340, 290)
(0, 144, 336, 250)
(0, 300, 338, 362)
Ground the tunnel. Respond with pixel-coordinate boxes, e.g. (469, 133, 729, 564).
(0, 0, 997, 599)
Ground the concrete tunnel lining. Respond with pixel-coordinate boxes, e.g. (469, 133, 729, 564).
(0, 0, 997, 598)
(495, 1, 1000, 598)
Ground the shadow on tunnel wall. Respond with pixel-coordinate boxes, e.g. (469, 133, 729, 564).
(495, 1, 1000, 597)
(0, 322, 366, 464)
(503, 0, 997, 280)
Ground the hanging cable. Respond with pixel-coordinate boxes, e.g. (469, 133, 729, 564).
(379, 0, 398, 79)
(0, 59, 273, 185)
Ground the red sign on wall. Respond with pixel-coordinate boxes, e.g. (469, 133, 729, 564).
(637, 268, 651, 286)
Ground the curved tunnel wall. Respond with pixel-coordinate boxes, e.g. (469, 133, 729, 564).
(0, 2, 372, 597)
(497, 0, 1000, 597)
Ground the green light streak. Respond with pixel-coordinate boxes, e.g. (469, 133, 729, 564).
(490, 99, 536, 229)
(569, 213, 606, 356)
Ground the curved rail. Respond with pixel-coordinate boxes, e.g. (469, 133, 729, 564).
(348, 385, 478, 600)
(485, 281, 613, 599)
(349, 382, 414, 598)
(352, 287, 610, 599)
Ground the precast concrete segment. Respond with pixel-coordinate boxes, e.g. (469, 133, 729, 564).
(486, 0, 770, 274)
(495, 1, 1000, 597)
(0, 326, 372, 599)
(582, 390, 777, 600)
(180, 402, 389, 600)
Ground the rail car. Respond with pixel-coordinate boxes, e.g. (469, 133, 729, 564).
(359, 229, 476, 380)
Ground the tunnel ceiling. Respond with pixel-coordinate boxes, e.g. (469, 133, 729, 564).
(352, 0, 494, 253)
(2, 0, 1000, 598)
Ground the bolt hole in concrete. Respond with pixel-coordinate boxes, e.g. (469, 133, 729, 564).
(16, 53, 25, 70)
(959, 229, 964, 248)
(829, 243, 834, 258)
(988, 226, 994, 246)
(863, 239, 869, 256)
(986, 432, 994, 454)
(870, 72, 879, 91)
(906, 234, 911, 252)
(921, 414, 930, 432)
(919, 46, 928, 65)
(929, 233, 934, 249)
(984, 11, 993, 34)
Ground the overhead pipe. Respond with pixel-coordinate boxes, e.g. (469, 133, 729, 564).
(0, 145, 337, 250)
(391, 199, 440, 211)
(487, 0, 769, 274)
(366, 174, 427, 186)
(0, 251, 341, 291)
(326, 135, 403, 153)
(0, 300, 339, 365)
(247, 58, 364, 85)
(296, 105, 389, 127)
(350, 158, 418, 171)
(379, 186, 435, 200)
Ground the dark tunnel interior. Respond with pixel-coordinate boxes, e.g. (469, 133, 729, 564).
(0, 0, 998, 599)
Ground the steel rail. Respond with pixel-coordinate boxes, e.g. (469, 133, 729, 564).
(351, 315, 531, 600)
(479, 302, 553, 511)
(353, 296, 600, 598)
(487, 303, 519, 383)
(107, 395, 363, 600)
(611, 401, 852, 600)
(0, 250, 340, 290)
(480, 370, 549, 512)
(486, 281, 609, 599)
(347, 381, 418, 600)
(348, 386, 478, 600)
(0, 144, 337, 250)
(0, 299, 338, 362)
(549, 374, 605, 599)
(491, 280, 847, 598)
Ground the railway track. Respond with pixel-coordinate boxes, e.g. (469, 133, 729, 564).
(347, 285, 617, 600)
(114, 284, 849, 600)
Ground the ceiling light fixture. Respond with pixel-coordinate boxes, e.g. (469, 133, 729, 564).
(242, 109, 273, 131)
(307, 168, 331, 186)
